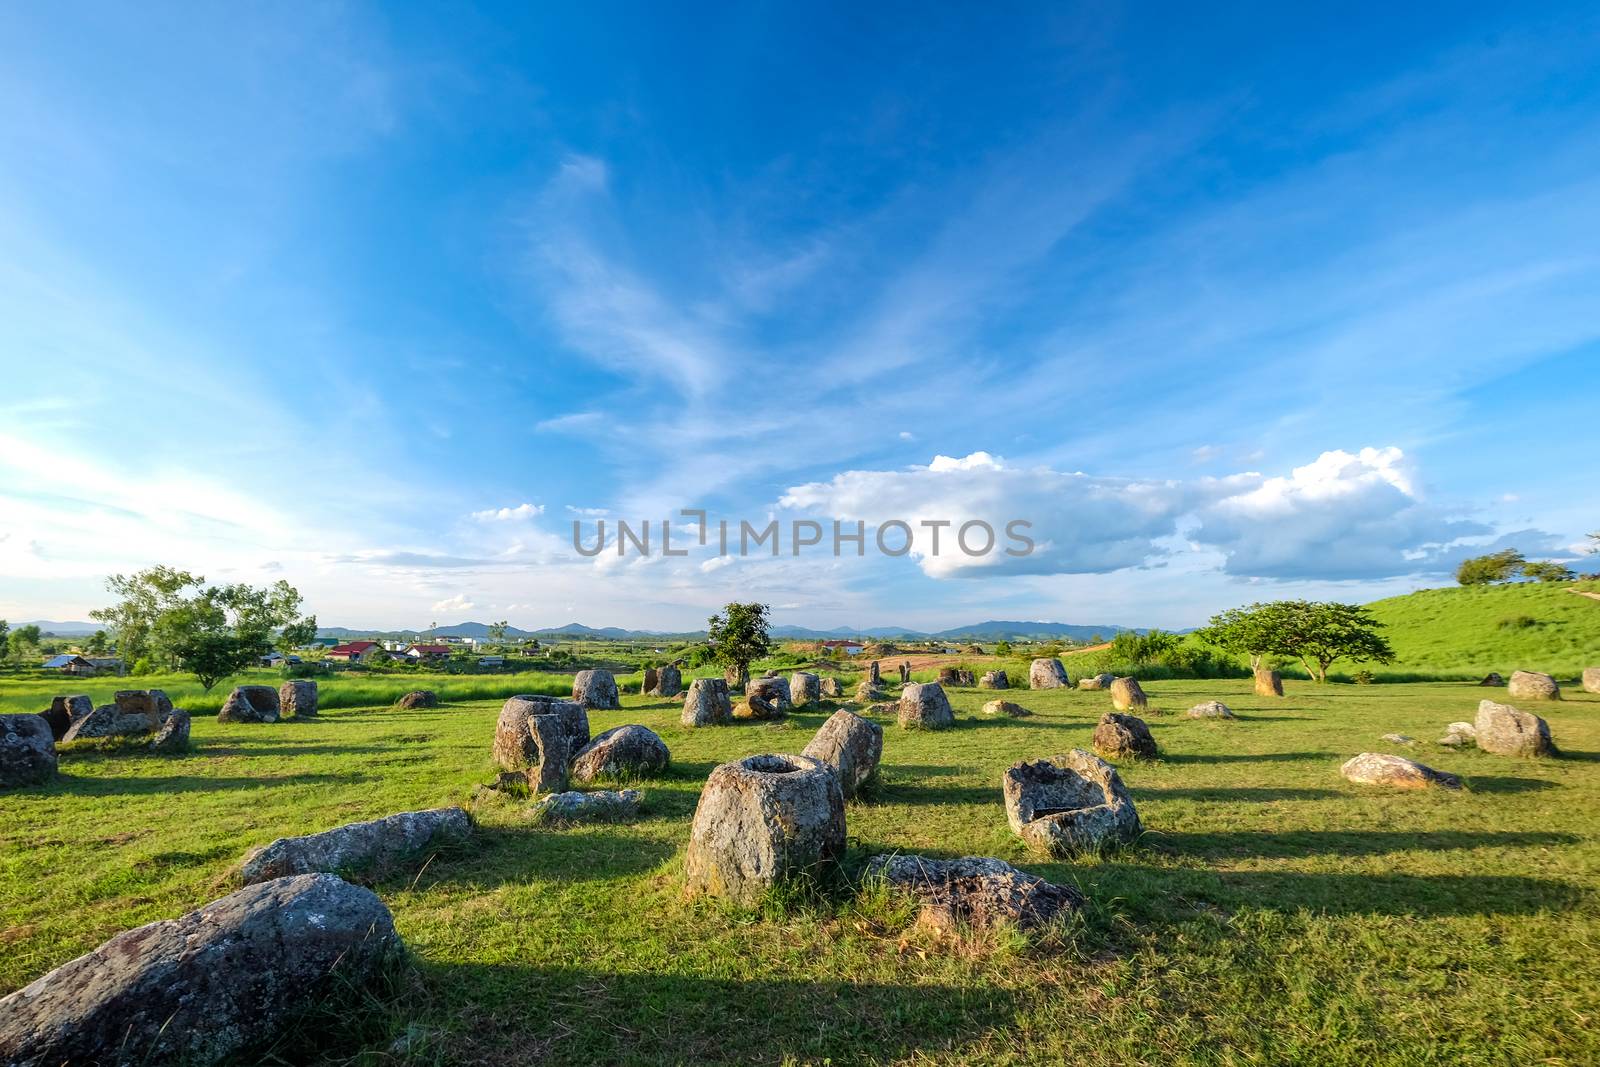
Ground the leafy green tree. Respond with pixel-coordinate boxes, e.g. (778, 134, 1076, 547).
(84, 629, 110, 656)
(0, 620, 9, 659)
(487, 620, 510, 647)
(1522, 560, 1577, 583)
(1455, 549, 1526, 586)
(995, 640, 1012, 655)
(706, 602, 772, 680)
(1201, 600, 1393, 683)
(91, 567, 316, 690)
(7, 624, 42, 665)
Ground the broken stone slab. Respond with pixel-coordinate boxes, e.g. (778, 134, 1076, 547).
(39, 695, 91, 741)
(63, 690, 173, 740)
(801, 710, 883, 799)
(532, 789, 642, 824)
(239, 807, 471, 884)
(393, 689, 438, 710)
(571, 724, 670, 783)
(819, 677, 843, 698)
(854, 679, 885, 703)
(149, 708, 191, 753)
(981, 699, 1032, 717)
(279, 679, 318, 718)
(0, 874, 400, 1067)
(1340, 752, 1461, 790)
(572, 669, 621, 709)
(1003, 749, 1141, 856)
(748, 676, 792, 711)
(898, 682, 955, 730)
(1506, 670, 1560, 701)
(494, 695, 589, 771)
(682, 677, 733, 727)
(864, 854, 1083, 933)
(1380, 733, 1416, 745)
(1, 714, 56, 788)
(1077, 673, 1115, 691)
(1475, 699, 1555, 757)
(684, 753, 845, 905)
(1479, 672, 1505, 687)
(1093, 713, 1157, 760)
(1437, 721, 1477, 747)
(640, 667, 659, 695)
(978, 669, 1009, 690)
(1028, 658, 1069, 689)
(789, 672, 821, 707)
(218, 685, 281, 724)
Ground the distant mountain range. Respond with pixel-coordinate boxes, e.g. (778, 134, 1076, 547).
(19, 621, 101, 636)
(309, 619, 1145, 642)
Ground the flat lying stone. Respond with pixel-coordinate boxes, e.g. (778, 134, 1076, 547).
(1380, 733, 1416, 745)
(1341, 752, 1461, 790)
(865, 854, 1082, 932)
(532, 789, 642, 823)
(238, 807, 470, 885)
(0, 874, 399, 1067)
(1437, 721, 1477, 747)
(1186, 700, 1234, 719)
(981, 699, 1032, 718)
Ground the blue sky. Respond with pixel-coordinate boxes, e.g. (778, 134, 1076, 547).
(2, 3, 1597, 632)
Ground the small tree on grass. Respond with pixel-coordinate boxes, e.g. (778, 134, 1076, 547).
(1456, 549, 1526, 586)
(707, 602, 771, 682)
(1522, 560, 1577, 583)
(1201, 600, 1394, 682)
(92, 566, 316, 691)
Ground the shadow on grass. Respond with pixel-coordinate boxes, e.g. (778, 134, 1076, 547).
(1463, 775, 1560, 794)
(872, 783, 1002, 807)
(1156, 751, 1337, 765)
(17, 771, 376, 797)
(414, 825, 678, 890)
(1076, 862, 1587, 919)
(1135, 786, 1343, 802)
(396, 963, 1024, 1066)
(1149, 828, 1580, 859)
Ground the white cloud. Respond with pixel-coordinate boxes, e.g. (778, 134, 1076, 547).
(535, 412, 603, 434)
(781, 446, 1505, 583)
(899, 431, 915, 441)
(566, 505, 609, 517)
(470, 503, 545, 522)
(430, 593, 475, 615)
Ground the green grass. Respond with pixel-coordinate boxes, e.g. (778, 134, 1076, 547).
(4, 678, 1599, 1065)
(1364, 581, 1600, 677)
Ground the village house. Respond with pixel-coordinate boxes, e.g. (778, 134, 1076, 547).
(41, 653, 96, 675)
(326, 640, 384, 664)
(819, 639, 865, 656)
(403, 643, 451, 664)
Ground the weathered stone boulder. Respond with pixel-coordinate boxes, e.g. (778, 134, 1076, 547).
(149, 708, 191, 753)
(39, 695, 91, 741)
(1093, 713, 1157, 760)
(748, 675, 792, 711)
(278, 679, 318, 718)
(0, 874, 400, 1067)
(1003, 749, 1141, 855)
(217, 685, 281, 724)
(1186, 700, 1233, 719)
(640, 667, 659, 695)
(684, 753, 846, 904)
(532, 789, 642, 824)
(394, 689, 438, 710)
(1254, 669, 1284, 697)
(868, 660, 881, 685)
(864, 854, 1082, 933)
(572, 669, 621, 709)
(572, 724, 670, 782)
(1077, 673, 1115, 691)
(493, 696, 585, 791)
(801, 710, 882, 799)
(854, 679, 885, 703)
(724, 664, 749, 693)
(937, 667, 960, 686)
(1475, 700, 1555, 757)
(682, 677, 733, 727)
(239, 808, 470, 884)
(790, 672, 821, 707)
(820, 677, 843, 698)
(1479, 672, 1505, 687)
(978, 670, 1009, 690)
(1380, 733, 1416, 745)
(1583, 667, 1600, 694)
(1437, 721, 1477, 747)
(1110, 677, 1148, 712)
(898, 661, 912, 683)
(648, 665, 681, 697)
(1507, 670, 1561, 701)
(898, 682, 955, 730)
(1, 714, 56, 788)
(63, 690, 172, 740)
(1340, 752, 1461, 790)
(981, 699, 1032, 718)
(1029, 658, 1069, 689)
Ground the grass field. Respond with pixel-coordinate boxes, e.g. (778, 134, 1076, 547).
(3, 677, 1598, 1065)
(1364, 580, 1600, 677)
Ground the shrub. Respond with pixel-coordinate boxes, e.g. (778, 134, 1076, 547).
(1497, 614, 1538, 630)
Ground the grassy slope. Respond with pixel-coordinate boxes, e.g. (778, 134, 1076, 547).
(1364, 581, 1600, 677)
(3, 678, 1598, 1065)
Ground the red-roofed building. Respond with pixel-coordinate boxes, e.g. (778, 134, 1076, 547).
(403, 643, 451, 663)
(327, 640, 384, 664)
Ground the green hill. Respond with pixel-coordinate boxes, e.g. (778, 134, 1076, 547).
(1364, 580, 1600, 678)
